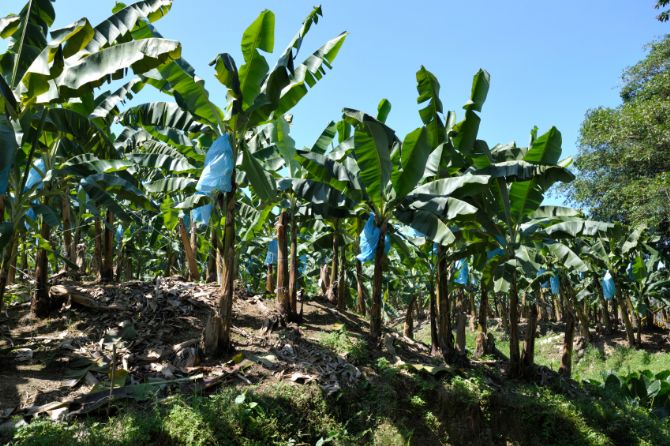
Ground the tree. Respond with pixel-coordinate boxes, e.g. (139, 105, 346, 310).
(291, 101, 489, 342)
(657, 1, 670, 21)
(566, 36, 670, 245)
(129, 7, 347, 355)
(0, 0, 180, 313)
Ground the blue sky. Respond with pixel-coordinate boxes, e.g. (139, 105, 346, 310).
(1, 1, 667, 203)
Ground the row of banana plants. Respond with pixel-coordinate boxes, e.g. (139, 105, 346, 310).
(0, 0, 668, 380)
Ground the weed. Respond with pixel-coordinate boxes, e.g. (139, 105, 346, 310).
(11, 419, 81, 446)
(319, 327, 368, 364)
(372, 420, 406, 446)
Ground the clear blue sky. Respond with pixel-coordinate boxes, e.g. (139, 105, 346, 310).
(1, 1, 667, 203)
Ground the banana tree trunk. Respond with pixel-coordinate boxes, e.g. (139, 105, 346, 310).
(206, 229, 218, 283)
(370, 220, 387, 341)
(498, 295, 509, 334)
(537, 288, 549, 325)
(319, 264, 330, 298)
(217, 186, 237, 353)
(74, 224, 84, 273)
(100, 210, 114, 283)
(6, 240, 18, 286)
(611, 298, 619, 327)
(478, 282, 488, 332)
(429, 277, 439, 355)
(288, 208, 298, 314)
(165, 249, 175, 277)
(178, 217, 199, 281)
(21, 240, 28, 281)
(337, 240, 346, 311)
(629, 295, 642, 345)
(559, 275, 575, 378)
(642, 295, 654, 330)
(0, 195, 9, 297)
(356, 259, 365, 315)
(456, 288, 467, 356)
(327, 222, 339, 304)
(0, 231, 19, 313)
(508, 277, 521, 377)
(436, 245, 454, 360)
(62, 191, 73, 272)
(266, 264, 274, 293)
(404, 294, 417, 339)
(574, 299, 591, 342)
(522, 302, 538, 375)
(615, 280, 636, 346)
(94, 218, 103, 279)
(552, 295, 562, 321)
(190, 220, 197, 258)
(32, 213, 52, 317)
(276, 210, 291, 317)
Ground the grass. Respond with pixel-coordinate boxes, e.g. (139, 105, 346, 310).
(7, 318, 670, 445)
(7, 383, 351, 446)
(6, 359, 670, 446)
(414, 318, 670, 383)
(573, 345, 670, 382)
(318, 325, 369, 364)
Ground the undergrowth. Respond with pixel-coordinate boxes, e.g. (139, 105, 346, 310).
(6, 364, 670, 446)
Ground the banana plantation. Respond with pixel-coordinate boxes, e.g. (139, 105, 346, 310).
(1, 1, 669, 445)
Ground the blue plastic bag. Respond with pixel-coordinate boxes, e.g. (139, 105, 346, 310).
(453, 259, 469, 285)
(626, 262, 633, 281)
(357, 214, 390, 263)
(265, 239, 278, 265)
(25, 159, 45, 191)
(115, 225, 124, 244)
(191, 204, 212, 227)
(550, 275, 560, 295)
(179, 211, 190, 230)
(298, 254, 308, 274)
(486, 247, 505, 260)
(24, 204, 37, 229)
(601, 270, 616, 301)
(0, 164, 10, 194)
(196, 134, 234, 195)
(409, 227, 424, 238)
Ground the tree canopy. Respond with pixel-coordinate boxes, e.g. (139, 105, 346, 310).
(657, 0, 670, 22)
(566, 35, 670, 242)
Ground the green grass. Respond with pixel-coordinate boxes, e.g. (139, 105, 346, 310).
(7, 322, 670, 446)
(7, 383, 351, 446)
(573, 345, 670, 382)
(6, 359, 670, 446)
(415, 319, 670, 384)
(318, 326, 369, 364)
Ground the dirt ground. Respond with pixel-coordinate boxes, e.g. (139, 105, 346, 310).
(0, 278, 434, 422)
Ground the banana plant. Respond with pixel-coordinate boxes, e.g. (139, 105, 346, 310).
(124, 6, 347, 354)
(620, 226, 670, 339)
(0, 0, 180, 311)
(280, 118, 359, 314)
(455, 125, 577, 375)
(289, 99, 489, 341)
(581, 224, 653, 347)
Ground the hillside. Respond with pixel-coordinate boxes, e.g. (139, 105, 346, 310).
(1, 279, 669, 446)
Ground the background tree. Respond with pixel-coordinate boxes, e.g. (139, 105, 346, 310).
(657, 1, 670, 21)
(565, 36, 670, 246)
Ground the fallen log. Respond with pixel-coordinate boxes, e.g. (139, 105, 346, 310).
(50, 285, 126, 311)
